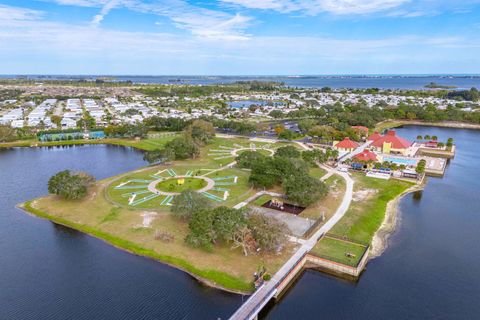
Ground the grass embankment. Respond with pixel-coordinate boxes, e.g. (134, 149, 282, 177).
(22, 200, 253, 292)
(374, 120, 404, 133)
(330, 173, 413, 244)
(310, 236, 367, 267)
(0, 134, 178, 151)
(23, 156, 292, 293)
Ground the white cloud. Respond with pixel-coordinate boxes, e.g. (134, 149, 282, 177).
(1, 4, 479, 75)
(314, 0, 410, 15)
(221, 0, 410, 15)
(172, 13, 252, 40)
(0, 4, 43, 25)
(45, 0, 253, 40)
(91, 0, 119, 26)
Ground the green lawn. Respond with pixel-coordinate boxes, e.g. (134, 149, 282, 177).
(330, 173, 413, 243)
(236, 149, 273, 157)
(204, 137, 280, 165)
(106, 164, 254, 209)
(251, 194, 273, 207)
(24, 165, 290, 293)
(374, 120, 404, 133)
(156, 177, 207, 193)
(309, 166, 327, 179)
(310, 236, 367, 267)
(0, 133, 179, 151)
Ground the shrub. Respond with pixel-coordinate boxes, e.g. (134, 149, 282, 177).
(48, 170, 95, 200)
(171, 190, 212, 220)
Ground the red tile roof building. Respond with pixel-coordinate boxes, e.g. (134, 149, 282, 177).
(370, 130, 412, 155)
(367, 131, 382, 141)
(354, 149, 378, 162)
(334, 137, 359, 151)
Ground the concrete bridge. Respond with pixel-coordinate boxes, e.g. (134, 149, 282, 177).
(228, 162, 354, 320)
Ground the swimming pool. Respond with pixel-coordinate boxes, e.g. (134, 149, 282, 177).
(383, 156, 417, 166)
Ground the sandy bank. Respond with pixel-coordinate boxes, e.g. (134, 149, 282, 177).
(370, 181, 425, 258)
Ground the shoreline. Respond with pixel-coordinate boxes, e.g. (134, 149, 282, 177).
(376, 120, 480, 132)
(369, 181, 426, 258)
(17, 201, 253, 296)
(0, 139, 150, 151)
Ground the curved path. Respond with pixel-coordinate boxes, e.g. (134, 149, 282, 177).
(229, 143, 354, 320)
(231, 147, 275, 157)
(147, 176, 215, 196)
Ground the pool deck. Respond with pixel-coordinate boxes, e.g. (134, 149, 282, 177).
(423, 156, 447, 176)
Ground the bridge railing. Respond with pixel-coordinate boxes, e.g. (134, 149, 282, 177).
(238, 285, 277, 320)
(274, 250, 308, 290)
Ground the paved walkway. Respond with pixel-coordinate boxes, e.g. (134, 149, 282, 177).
(253, 206, 313, 237)
(229, 160, 354, 320)
(338, 140, 373, 163)
(233, 191, 283, 209)
(201, 161, 237, 177)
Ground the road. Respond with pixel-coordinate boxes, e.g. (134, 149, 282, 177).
(229, 150, 354, 320)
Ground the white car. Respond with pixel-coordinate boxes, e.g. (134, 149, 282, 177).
(338, 167, 349, 173)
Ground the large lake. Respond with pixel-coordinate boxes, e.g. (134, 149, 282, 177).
(2, 75, 479, 89)
(1, 126, 480, 319)
(263, 126, 480, 319)
(0, 145, 242, 320)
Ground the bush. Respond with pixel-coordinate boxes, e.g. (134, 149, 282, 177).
(143, 148, 176, 164)
(185, 209, 217, 250)
(236, 151, 268, 169)
(416, 159, 427, 174)
(48, 170, 95, 200)
(185, 119, 215, 145)
(274, 145, 301, 158)
(164, 136, 200, 160)
(247, 213, 289, 253)
(171, 190, 212, 220)
(283, 173, 328, 207)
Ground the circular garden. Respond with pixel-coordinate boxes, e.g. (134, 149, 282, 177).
(155, 177, 208, 194)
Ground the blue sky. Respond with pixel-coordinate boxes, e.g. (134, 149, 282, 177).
(0, 0, 479, 75)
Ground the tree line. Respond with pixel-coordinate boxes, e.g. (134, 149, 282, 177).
(237, 145, 330, 207)
(171, 190, 289, 255)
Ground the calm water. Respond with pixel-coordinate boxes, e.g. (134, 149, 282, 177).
(2, 75, 480, 89)
(263, 126, 480, 319)
(227, 100, 284, 109)
(0, 145, 241, 320)
(2, 127, 480, 320)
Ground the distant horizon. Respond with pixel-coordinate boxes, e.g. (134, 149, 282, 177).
(2, 1, 480, 75)
(2, 74, 480, 77)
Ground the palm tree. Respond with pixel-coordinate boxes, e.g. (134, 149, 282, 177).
(424, 134, 431, 140)
(432, 135, 438, 141)
(416, 135, 423, 141)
